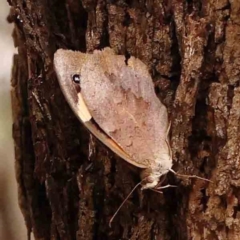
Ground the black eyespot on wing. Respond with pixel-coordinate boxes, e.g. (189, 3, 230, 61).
(72, 74, 81, 84)
(71, 74, 81, 93)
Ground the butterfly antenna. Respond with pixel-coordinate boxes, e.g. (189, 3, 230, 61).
(169, 168, 212, 183)
(109, 181, 142, 227)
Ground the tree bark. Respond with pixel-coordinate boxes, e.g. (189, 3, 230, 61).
(9, 0, 240, 239)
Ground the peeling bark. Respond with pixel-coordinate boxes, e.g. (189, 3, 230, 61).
(8, 0, 240, 239)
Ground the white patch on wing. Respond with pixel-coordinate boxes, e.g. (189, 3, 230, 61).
(77, 93, 92, 122)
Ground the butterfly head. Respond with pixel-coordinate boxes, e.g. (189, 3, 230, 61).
(140, 152, 173, 190)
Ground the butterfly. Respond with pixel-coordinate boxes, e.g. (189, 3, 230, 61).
(54, 47, 172, 190)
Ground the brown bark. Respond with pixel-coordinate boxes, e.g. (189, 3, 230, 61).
(8, 0, 240, 239)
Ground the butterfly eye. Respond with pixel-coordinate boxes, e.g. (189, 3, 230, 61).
(72, 74, 81, 84)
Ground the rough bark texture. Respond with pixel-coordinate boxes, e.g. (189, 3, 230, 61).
(9, 0, 240, 239)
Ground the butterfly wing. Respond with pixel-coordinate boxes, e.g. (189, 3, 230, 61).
(54, 49, 147, 168)
(80, 48, 170, 168)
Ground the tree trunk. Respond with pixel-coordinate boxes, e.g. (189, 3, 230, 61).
(9, 0, 240, 239)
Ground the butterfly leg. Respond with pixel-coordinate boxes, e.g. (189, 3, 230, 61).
(154, 174, 167, 189)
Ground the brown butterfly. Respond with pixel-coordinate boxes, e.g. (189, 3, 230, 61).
(54, 48, 209, 224)
(54, 47, 172, 189)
